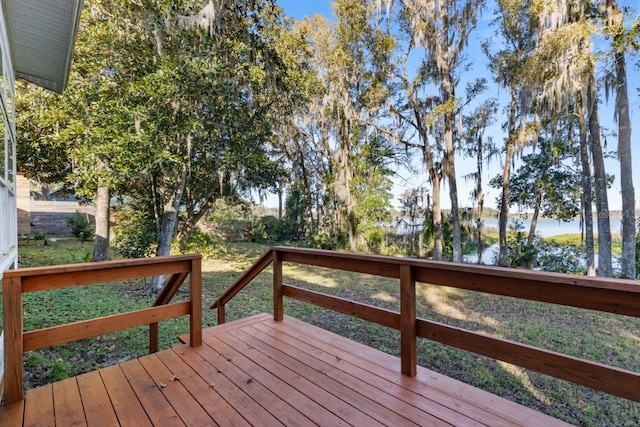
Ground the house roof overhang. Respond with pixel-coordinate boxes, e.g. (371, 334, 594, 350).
(2, 0, 83, 94)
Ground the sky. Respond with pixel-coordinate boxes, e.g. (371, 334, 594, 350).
(272, 0, 640, 214)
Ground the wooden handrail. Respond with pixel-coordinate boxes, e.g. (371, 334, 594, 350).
(275, 246, 640, 316)
(213, 246, 640, 402)
(2, 254, 202, 405)
(210, 249, 273, 323)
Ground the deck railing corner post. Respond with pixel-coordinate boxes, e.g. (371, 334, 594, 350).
(149, 323, 159, 354)
(400, 264, 417, 377)
(3, 276, 24, 404)
(189, 256, 202, 347)
(273, 250, 284, 321)
(217, 304, 226, 325)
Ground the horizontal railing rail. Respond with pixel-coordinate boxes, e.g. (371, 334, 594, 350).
(2, 254, 202, 405)
(211, 246, 640, 402)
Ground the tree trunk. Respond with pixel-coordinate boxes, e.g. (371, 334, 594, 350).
(499, 150, 514, 267)
(476, 145, 484, 265)
(577, 90, 595, 276)
(499, 92, 518, 267)
(432, 171, 443, 261)
(444, 117, 461, 262)
(176, 198, 212, 252)
(149, 164, 189, 293)
(442, 69, 461, 262)
(277, 183, 283, 220)
(527, 187, 543, 247)
(587, 71, 612, 277)
(615, 50, 635, 279)
(41, 183, 50, 201)
(418, 224, 425, 258)
(347, 208, 356, 252)
(92, 183, 110, 262)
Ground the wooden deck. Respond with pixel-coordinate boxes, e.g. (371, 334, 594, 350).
(1, 313, 572, 426)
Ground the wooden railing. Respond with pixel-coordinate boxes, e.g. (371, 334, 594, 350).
(2, 254, 202, 405)
(211, 246, 640, 402)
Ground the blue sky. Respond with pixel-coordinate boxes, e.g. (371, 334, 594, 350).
(275, 0, 640, 213)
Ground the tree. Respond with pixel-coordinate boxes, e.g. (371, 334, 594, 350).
(524, 0, 603, 276)
(15, 83, 73, 200)
(486, 0, 540, 266)
(296, 1, 395, 251)
(388, 46, 446, 259)
(350, 135, 394, 253)
(399, 187, 429, 256)
(461, 98, 498, 264)
(603, 0, 635, 278)
(387, 0, 484, 262)
(508, 135, 582, 267)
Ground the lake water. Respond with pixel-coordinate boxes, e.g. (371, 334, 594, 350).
(464, 218, 623, 265)
(481, 218, 623, 238)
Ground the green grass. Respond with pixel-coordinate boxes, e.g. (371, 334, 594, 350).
(1, 239, 639, 426)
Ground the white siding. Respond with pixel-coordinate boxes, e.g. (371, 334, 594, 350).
(0, 0, 16, 272)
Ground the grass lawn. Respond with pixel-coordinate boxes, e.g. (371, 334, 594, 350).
(1, 238, 639, 426)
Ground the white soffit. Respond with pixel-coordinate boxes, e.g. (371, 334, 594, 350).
(2, 0, 83, 93)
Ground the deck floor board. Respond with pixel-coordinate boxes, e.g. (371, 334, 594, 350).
(229, 327, 437, 426)
(244, 322, 483, 426)
(118, 358, 184, 427)
(76, 370, 120, 427)
(100, 364, 153, 427)
(52, 377, 86, 427)
(1, 314, 573, 426)
(23, 383, 52, 427)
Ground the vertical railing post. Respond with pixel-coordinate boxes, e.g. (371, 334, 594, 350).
(400, 264, 417, 377)
(3, 276, 24, 404)
(149, 323, 159, 353)
(273, 250, 283, 321)
(189, 256, 202, 347)
(217, 304, 226, 325)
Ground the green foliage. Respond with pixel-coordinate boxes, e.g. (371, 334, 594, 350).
(15, 82, 73, 185)
(636, 219, 640, 278)
(502, 222, 588, 274)
(251, 215, 290, 243)
(284, 184, 307, 240)
(32, 231, 48, 242)
(351, 136, 394, 253)
(309, 233, 337, 250)
(508, 136, 581, 220)
(180, 230, 228, 259)
(504, 221, 538, 268)
(65, 213, 94, 242)
(357, 225, 385, 253)
(536, 241, 587, 274)
(112, 206, 156, 259)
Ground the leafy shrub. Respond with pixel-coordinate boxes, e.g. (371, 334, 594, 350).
(66, 212, 94, 241)
(536, 241, 586, 274)
(112, 208, 156, 259)
(180, 230, 227, 258)
(32, 231, 48, 241)
(251, 215, 290, 242)
(310, 233, 337, 250)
